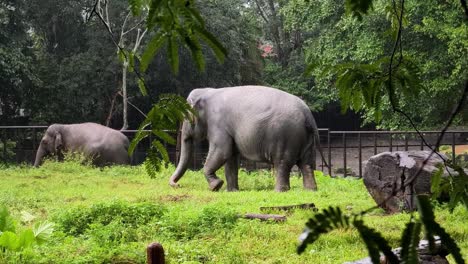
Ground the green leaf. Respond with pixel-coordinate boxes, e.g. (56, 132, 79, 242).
(129, 0, 142, 16)
(129, 130, 151, 155)
(400, 221, 421, 264)
(33, 221, 54, 244)
(153, 140, 169, 163)
(152, 129, 176, 145)
(138, 78, 148, 96)
(430, 165, 444, 199)
(0, 231, 19, 251)
(354, 219, 399, 264)
(417, 195, 465, 263)
(128, 51, 135, 73)
(297, 206, 351, 254)
(183, 33, 206, 71)
(194, 25, 227, 64)
(17, 229, 35, 249)
(147, 0, 165, 28)
(140, 32, 166, 72)
(187, 7, 205, 27)
(118, 49, 127, 64)
(0, 206, 16, 233)
(168, 34, 180, 74)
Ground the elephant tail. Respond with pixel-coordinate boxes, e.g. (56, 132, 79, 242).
(306, 115, 329, 169)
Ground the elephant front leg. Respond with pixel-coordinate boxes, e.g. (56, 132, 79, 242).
(225, 153, 240, 191)
(203, 145, 228, 191)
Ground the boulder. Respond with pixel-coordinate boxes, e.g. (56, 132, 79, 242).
(363, 151, 453, 213)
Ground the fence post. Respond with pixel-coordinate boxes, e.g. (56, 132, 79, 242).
(2, 130, 6, 161)
(343, 133, 347, 177)
(358, 132, 362, 178)
(327, 129, 332, 177)
(147, 242, 165, 264)
(389, 132, 393, 152)
(32, 127, 37, 152)
(404, 133, 408, 151)
(452, 132, 456, 164)
(373, 133, 377, 155)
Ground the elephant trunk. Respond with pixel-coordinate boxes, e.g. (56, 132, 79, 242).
(34, 145, 46, 167)
(169, 137, 193, 187)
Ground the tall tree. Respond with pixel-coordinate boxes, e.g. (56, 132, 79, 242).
(0, 0, 38, 124)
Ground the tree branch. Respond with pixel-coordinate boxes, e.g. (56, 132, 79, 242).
(254, 0, 270, 23)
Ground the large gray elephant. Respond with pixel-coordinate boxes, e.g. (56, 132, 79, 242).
(34, 123, 130, 167)
(170, 85, 325, 192)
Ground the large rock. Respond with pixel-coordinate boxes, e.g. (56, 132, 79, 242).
(363, 151, 452, 213)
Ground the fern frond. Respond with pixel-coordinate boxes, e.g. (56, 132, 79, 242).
(354, 219, 399, 264)
(417, 195, 465, 263)
(297, 206, 350, 254)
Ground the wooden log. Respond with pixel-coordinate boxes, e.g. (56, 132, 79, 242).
(147, 242, 165, 264)
(345, 236, 448, 264)
(259, 203, 316, 212)
(241, 213, 286, 222)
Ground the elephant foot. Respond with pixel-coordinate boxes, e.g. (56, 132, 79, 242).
(304, 185, 317, 191)
(274, 185, 290, 192)
(169, 180, 180, 188)
(208, 178, 224, 191)
(227, 187, 239, 192)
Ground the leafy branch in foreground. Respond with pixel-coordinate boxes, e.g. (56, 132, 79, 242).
(92, 0, 227, 175)
(297, 196, 465, 263)
(431, 161, 468, 212)
(128, 94, 194, 178)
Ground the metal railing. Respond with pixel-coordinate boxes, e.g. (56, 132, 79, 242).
(321, 130, 467, 178)
(1, 126, 467, 177)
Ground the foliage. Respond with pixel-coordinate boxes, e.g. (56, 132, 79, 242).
(298, 195, 464, 263)
(128, 93, 194, 177)
(0, 205, 54, 253)
(0, 140, 16, 162)
(54, 201, 166, 236)
(0, 0, 39, 123)
(431, 161, 468, 212)
(282, 0, 468, 129)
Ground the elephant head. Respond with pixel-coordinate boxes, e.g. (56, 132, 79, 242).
(169, 91, 207, 187)
(34, 125, 64, 167)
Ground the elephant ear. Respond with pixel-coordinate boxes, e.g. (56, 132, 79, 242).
(54, 132, 63, 151)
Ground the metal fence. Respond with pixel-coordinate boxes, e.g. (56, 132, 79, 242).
(1, 126, 467, 177)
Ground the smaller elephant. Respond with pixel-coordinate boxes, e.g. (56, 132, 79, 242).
(34, 123, 130, 167)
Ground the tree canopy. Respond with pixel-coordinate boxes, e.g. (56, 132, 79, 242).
(0, 0, 466, 130)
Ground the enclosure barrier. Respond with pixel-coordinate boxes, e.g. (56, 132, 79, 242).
(0, 126, 466, 178)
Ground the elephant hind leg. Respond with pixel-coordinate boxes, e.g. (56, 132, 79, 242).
(298, 162, 317, 191)
(225, 153, 240, 191)
(274, 161, 293, 192)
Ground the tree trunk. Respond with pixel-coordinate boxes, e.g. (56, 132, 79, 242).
(121, 61, 128, 130)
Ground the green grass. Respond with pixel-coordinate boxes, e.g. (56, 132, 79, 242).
(0, 160, 467, 263)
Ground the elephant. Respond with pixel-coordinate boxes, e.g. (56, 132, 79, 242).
(169, 85, 326, 192)
(34, 122, 130, 167)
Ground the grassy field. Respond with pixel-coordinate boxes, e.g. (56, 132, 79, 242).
(1, 160, 467, 263)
